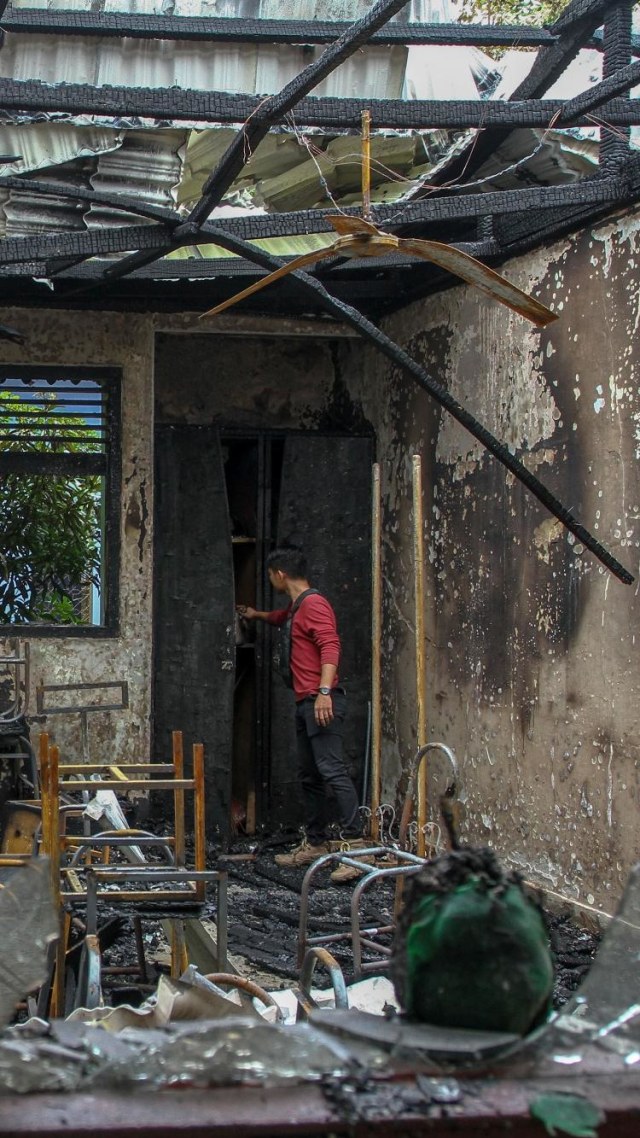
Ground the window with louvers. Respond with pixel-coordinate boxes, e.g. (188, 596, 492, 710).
(0, 367, 121, 633)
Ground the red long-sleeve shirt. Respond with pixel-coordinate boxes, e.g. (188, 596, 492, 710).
(265, 593, 341, 700)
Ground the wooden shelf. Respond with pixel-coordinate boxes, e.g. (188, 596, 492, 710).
(232, 536, 256, 544)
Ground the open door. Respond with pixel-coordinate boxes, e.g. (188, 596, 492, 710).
(153, 424, 235, 839)
(268, 434, 373, 828)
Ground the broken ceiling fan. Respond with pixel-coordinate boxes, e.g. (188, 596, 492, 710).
(200, 113, 557, 328)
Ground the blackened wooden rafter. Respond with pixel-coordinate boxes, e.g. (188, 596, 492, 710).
(0, 9, 556, 47)
(0, 78, 638, 130)
(0, 169, 637, 269)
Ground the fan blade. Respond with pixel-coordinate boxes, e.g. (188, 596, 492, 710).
(200, 247, 338, 319)
(400, 238, 557, 327)
(326, 213, 380, 237)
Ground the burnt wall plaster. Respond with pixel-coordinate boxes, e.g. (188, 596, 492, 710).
(154, 330, 369, 433)
(360, 204, 640, 914)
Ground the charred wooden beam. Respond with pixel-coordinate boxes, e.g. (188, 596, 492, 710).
(0, 224, 175, 264)
(600, 1, 633, 170)
(1, 78, 639, 129)
(0, 9, 556, 47)
(0, 170, 638, 270)
(8, 241, 486, 281)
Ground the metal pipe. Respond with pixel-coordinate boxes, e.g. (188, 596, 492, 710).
(361, 109, 372, 221)
(49, 742, 66, 1017)
(371, 461, 382, 838)
(296, 947, 348, 1022)
(412, 454, 427, 855)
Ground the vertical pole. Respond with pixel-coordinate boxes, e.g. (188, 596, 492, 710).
(49, 743, 65, 1017)
(38, 732, 49, 851)
(193, 743, 206, 902)
(173, 730, 185, 867)
(370, 462, 382, 840)
(361, 109, 372, 221)
(412, 454, 427, 857)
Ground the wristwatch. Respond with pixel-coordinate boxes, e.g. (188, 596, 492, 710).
(317, 686, 332, 696)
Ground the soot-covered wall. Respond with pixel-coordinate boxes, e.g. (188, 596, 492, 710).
(364, 204, 640, 913)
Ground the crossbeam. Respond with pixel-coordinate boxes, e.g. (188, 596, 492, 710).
(0, 10, 556, 47)
(0, 79, 638, 129)
(0, 174, 635, 267)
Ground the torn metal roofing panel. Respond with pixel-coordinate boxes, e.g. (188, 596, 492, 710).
(86, 129, 185, 229)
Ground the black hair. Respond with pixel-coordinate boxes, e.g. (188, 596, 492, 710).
(267, 545, 307, 579)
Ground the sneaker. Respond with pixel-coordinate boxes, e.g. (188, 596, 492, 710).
(329, 839, 375, 884)
(274, 839, 329, 868)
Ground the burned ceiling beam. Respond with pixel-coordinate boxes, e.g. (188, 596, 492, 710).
(0, 169, 637, 269)
(0, 224, 176, 265)
(193, 223, 633, 585)
(0, 9, 556, 48)
(1, 79, 639, 130)
(0, 241, 494, 280)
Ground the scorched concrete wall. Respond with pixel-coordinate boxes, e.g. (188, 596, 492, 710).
(364, 203, 640, 914)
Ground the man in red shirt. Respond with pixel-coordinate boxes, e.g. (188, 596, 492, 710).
(237, 546, 365, 879)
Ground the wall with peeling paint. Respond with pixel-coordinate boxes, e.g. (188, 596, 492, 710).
(360, 203, 640, 914)
(0, 308, 154, 766)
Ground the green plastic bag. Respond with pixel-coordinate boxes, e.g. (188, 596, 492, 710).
(394, 852, 554, 1036)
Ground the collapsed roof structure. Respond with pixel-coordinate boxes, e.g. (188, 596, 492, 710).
(0, 0, 636, 319)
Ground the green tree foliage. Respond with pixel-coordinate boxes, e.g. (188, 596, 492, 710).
(458, 0, 566, 28)
(0, 391, 102, 624)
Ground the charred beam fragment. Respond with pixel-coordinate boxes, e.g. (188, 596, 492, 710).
(0, 224, 175, 264)
(198, 225, 632, 584)
(0, 10, 557, 47)
(1, 79, 640, 129)
(35, 241, 489, 280)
